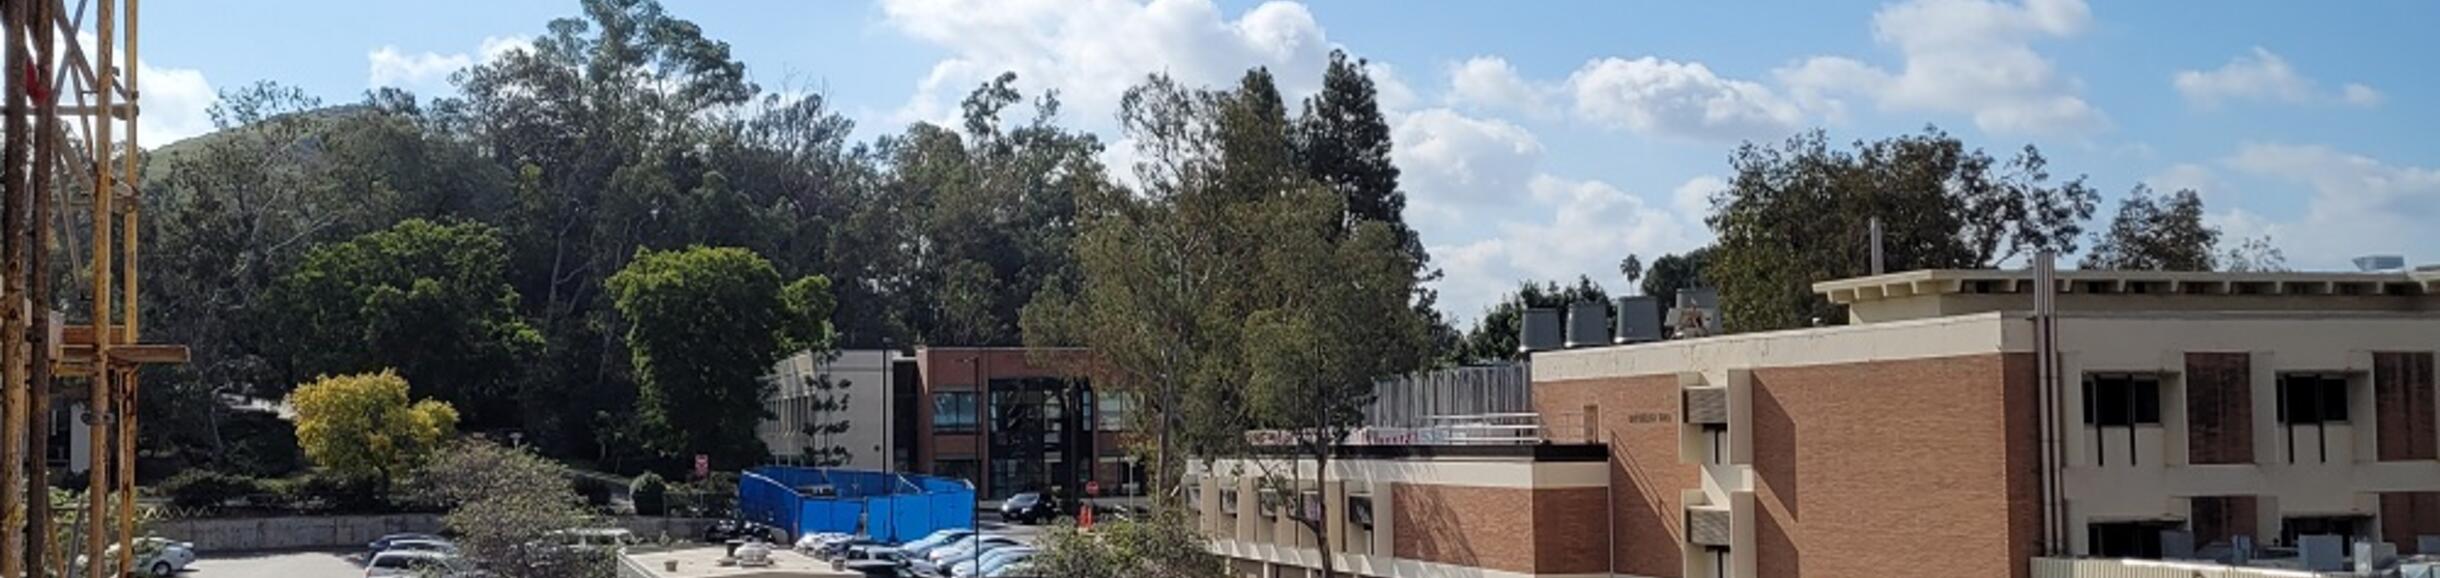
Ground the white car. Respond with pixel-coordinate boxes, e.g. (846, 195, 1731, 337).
(366, 550, 480, 578)
(379, 538, 460, 555)
(86, 537, 197, 577)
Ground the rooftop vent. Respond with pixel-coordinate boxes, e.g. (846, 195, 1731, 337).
(1564, 301, 1609, 348)
(1518, 308, 1563, 353)
(1614, 296, 1663, 344)
(2354, 254, 2406, 272)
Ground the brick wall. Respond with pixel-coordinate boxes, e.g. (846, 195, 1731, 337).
(1390, 484, 1606, 574)
(2382, 492, 2440, 554)
(1745, 353, 2035, 578)
(2190, 496, 2259, 548)
(1537, 374, 1696, 577)
(2186, 352, 2255, 465)
(2375, 352, 2437, 461)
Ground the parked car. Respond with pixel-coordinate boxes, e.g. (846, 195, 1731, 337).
(819, 536, 881, 560)
(997, 492, 1061, 524)
(366, 533, 446, 559)
(702, 519, 781, 543)
(84, 537, 198, 577)
(915, 536, 1021, 577)
(951, 546, 1035, 578)
(365, 550, 481, 578)
(380, 538, 460, 556)
(865, 528, 972, 563)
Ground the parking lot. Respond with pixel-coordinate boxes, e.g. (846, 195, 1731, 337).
(188, 549, 362, 578)
(180, 520, 1046, 577)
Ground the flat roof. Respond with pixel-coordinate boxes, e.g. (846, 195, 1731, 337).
(1815, 268, 2439, 305)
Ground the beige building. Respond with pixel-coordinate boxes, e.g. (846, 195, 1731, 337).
(1193, 268, 2440, 578)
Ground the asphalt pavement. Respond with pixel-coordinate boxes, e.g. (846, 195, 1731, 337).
(187, 549, 361, 578)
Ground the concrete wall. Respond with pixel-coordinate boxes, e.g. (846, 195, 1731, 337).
(761, 349, 896, 470)
(155, 515, 719, 552)
(154, 514, 443, 552)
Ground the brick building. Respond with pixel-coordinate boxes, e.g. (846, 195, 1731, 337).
(1191, 267, 2440, 578)
(911, 347, 1138, 502)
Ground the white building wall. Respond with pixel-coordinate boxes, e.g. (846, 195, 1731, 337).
(2051, 314, 2440, 553)
(760, 349, 895, 470)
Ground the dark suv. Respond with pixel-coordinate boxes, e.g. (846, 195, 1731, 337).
(998, 492, 1061, 524)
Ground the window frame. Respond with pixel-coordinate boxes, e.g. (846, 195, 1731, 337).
(932, 391, 981, 433)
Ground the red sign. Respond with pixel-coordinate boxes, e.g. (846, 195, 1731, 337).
(694, 454, 710, 479)
(1085, 481, 1100, 497)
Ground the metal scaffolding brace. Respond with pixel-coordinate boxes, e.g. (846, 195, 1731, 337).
(0, 0, 189, 576)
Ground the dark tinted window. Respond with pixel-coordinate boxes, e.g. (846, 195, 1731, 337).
(2084, 374, 2161, 426)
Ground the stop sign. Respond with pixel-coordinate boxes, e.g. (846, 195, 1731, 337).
(1085, 480, 1099, 497)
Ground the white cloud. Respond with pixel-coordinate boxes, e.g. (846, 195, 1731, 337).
(1671, 175, 1726, 224)
(1430, 174, 1700, 319)
(2340, 84, 2383, 107)
(2172, 47, 2382, 109)
(1447, 56, 1550, 116)
(138, 62, 216, 147)
(1390, 108, 1543, 207)
(368, 46, 472, 91)
(1775, 0, 2107, 135)
(2143, 163, 2219, 198)
(478, 35, 534, 63)
(880, 0, 1335, 130)
(1565, 56, 1804, 140)
(2219, 143, 2440, 266)
(1364, 60, 1419, 114)
(56, 33, 215, 146)
(368, 35, 538, 94)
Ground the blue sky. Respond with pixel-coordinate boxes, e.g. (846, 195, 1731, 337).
(130, 0, 2440, 321)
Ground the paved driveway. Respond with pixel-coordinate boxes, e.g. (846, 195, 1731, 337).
(188, 549, 361, 578)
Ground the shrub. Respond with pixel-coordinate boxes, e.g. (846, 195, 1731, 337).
(158, 470, 261, 509)
(289, 472, 391, 513)
(630, 472, 668, 516)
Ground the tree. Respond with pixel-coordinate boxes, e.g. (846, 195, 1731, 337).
(1619, 254, 1644, 295)
(1642, 247, 1713, 307)
(451, 0, 761, 460)
(413, 440, 606, 578)
(607, 246, 822, 467)
(288, 370, 459, 482)
(263, 219, 543, 430)
(1029, 513, 1225, 578)
(2222, 235, 2289, 272)
(1023, 73, 1242, 504)
(1455, 277, 1610, 364)
(629, 471, 668, 516)
(1708, 128, 2098, 331)
(2082, 185, 2220, 271)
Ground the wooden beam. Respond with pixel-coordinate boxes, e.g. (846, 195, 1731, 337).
(103, 344, 185, 365)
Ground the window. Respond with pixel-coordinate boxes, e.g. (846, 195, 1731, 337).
(2278, 374, 2349, 424)
(2085, 374, 2162, 466)
(1702, 424, 1728, 465)
(933, 392, 980, 432)
(2083, 374, 2162, 426)
(2279, 374, 2350, 464)
(2282, 516, 2364, 548)
(1097, 393, 1133, 431)
(1344, 490, 1376, 555)
(1259, 489, 1282, 518)
(1356, 492, 1376, 529)
(1220, 485, 1240, 515)
(2088, 521, 2173, 559)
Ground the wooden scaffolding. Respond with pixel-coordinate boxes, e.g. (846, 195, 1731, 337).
(0, 0, 189, 577)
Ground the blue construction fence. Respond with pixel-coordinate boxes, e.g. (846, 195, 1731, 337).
(738, 466, 976, 543)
